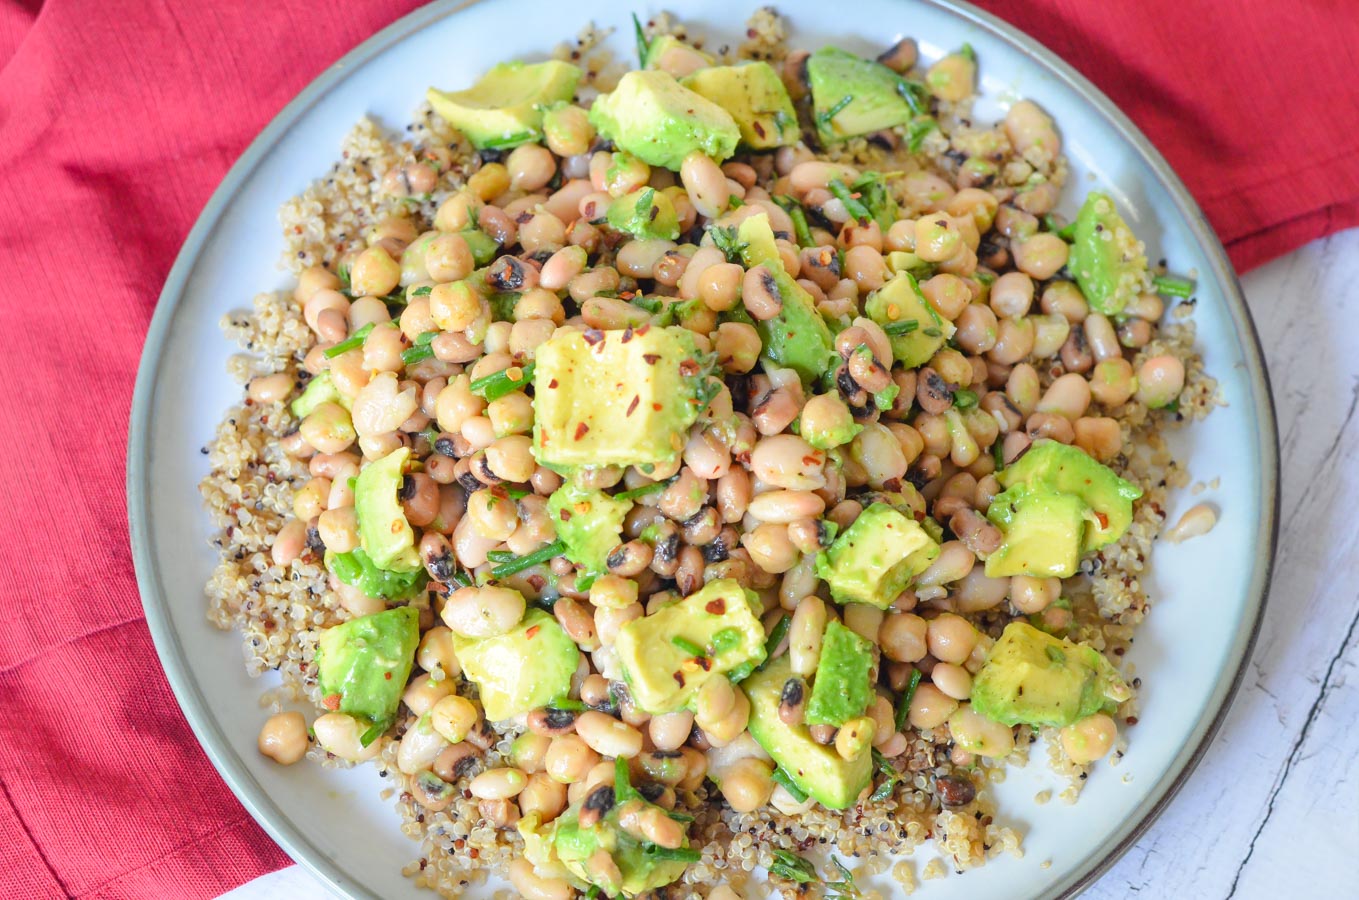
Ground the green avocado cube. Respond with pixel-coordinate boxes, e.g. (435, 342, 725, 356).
(316, 606, 420, 741)
(547, 481, 632, 575)
(864, 272, 955, 368)
(290, 371, 348, 418)
(996, 440, 1143, 551)
(682, 62, 799, 149)
(971, 622, 1131, 728)
(531, 325, 711, 472)
(1066, 191, 1149, 315)
(816, 503, 940, 608)
(984, 484, 1088, 579)
(745, 656, 872, 809)
(452, 609, 580, 721)
(613, 579, 766, 713)
(427, 60, 581, 150)
(589, 69, 740, 170)
(354, 447, 421, 573)
(805, 621, 875, 727)
(642, 33, 715, 73)
(806, 47, 917, 143)
(606, 187, 680, 241)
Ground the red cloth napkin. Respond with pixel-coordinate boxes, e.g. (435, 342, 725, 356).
(0, 1, 1353, 897)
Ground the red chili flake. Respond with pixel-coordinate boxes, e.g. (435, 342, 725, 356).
(1095, 511, 1110, 529)
(649, 205, 660, 221)
(802, 455, 821, 466)
(626, 395, 640, 416)
(548, 378, 559, 389)
(753, 121, 767, 138)
(621, 326, 634, 343)
(584, 329, 605, 345)
(679, 359, 700, 376)
(559, 509, 572, 522)
(384, 672, 393, 680)
(1126, 716, 1139, 725)
(696, 656, 712, 671)
(574, 422, 590, 440)
(705, 598, 726, 615)
(322, 693, 341, 710)
(652, 403, 663, 412)
(635, 323, 651, 336)
(672, 671, 686, 686)
(527, 574, 546, 590)
(643, 353, 661, 365)
(526, 625, 541, 639)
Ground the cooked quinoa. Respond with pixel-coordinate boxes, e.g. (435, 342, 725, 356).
(202, 9, 1219, 898)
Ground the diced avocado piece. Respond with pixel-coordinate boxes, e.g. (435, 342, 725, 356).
(682, 62, 799, 149)
(614, 579, 766, 713)
(642, 33, 715, 76)
(1067, 191, 1148, 315)
(805, 621, 876, 727)
(864, 272, 956, 367)
(290, 371, 349, 417)
(452, 609, 580, 721)
(354, 447, 420, 573)
(316, 607, 419, 742)
(815, 503, 940, 609)
(971, 622, 1131, 728)
(547, 481, 632, 575)
(325, 547, 428, 600)
(532, 325, 713, 471)
(806, 47, 917, 143)
(996, 440, 1143, 551)
(427, 60, 581, 150)
(736, 213, 837, 383)
(520, 799, 688, 897)
(606, 187, 680, 241)
(589, 70, 740, 171)
(984, 484, 1088, 578)
(459, 227, 501, 266)
(746, 656, 872, 809)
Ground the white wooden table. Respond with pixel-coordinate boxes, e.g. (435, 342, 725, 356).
(221, 230, 1359, 900)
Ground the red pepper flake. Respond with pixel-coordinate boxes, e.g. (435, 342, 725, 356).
(705, 598, 726, 615)
(802, 455, 821, 466)
(574, 422, 590, 440)
(526, 625, 541, 639)
(643, 353, 661, 365)
(696, 656, 712, 672)
(322, 693, 341, 710)
(1126, 716, 1139, 725)
(384, 672, 393, 680)
(559, 509, 572, 521)
(753, 121, 767, 138)
(626, 395, 640, 416)
(635, 323, 651, 336)
(583, 329, 605, 346)
(679, 359, 700, 376)
(652, 403, 663, 412)
(1095, 511, 1109, 529)
(620, 290, 636, 300)
(527, 574, 546, 590)
(548, 378, 559, 389)
(672, 671, 686, 686)
(621, 326, 634, 343)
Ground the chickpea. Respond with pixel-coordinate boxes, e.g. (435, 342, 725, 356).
(908, 683, 958, 730)
(258, 711, 309, 765)
(350, 245, 401, 297)
(506, 143, 557, 192)
(914, 215, 962, 262)
(1135, 355, 1186, 408)
(948, 705, 1015, 757)
(879, 613, 928, 663)
(928, 613, 978, 665)
(1012, 233, 1069, 280)
(721, 758, 775, 812)
(1074, 416, 1123, 461)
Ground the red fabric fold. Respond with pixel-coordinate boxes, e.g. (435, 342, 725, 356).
(0, 1, 1353, 897)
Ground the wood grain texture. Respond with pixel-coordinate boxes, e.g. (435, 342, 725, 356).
(222, 233, 1359, 899)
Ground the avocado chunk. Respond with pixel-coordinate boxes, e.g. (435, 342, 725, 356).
(532, 325, 713, 472)
(984, 484, 1088, 578)
(815, 503, 940, 608)
(589, 70, 740, 171)
(547, 481, 633, 575)
(806, 47, 918, 143)
(354, 447, 421, 573)
(746, 656, 872, 809)
(316, 606, 419, 742)
(606, 187, 681, 241)
(427, 60, 581, 150)
(971, 622, 1130, 728)
(326, 547, 428, 601)
(642, 33, 715, 76)
(520, 795, 689, 897)
(614, 579, 766, 713)
(682, 62, 799, 149)
(805, 621, 875, 727)
(452, 609, 580, 721)
(1066, 191, 1148, 315)
(995, 440, 1143, 551)
(736, 213, 837, 383)
(864, 272, 955, 367)
(290, 371, 348, 417)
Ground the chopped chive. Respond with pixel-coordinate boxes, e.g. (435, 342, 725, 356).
(671, 636, 705, 658)
(323, 323, 374, 358)
(726, 661, 757, 683)
(450, 571, 472, 588)
(471, 360, 535, 401)
(549, 697, 588, 711)
(758, 615, 792, 670)
(770, 849, 817, 883)
(485, 550, 516, 563)
(665, 809, 695, 823)
(410, 285, 433, 297)
(643, 845, 701, 863)
(773, 195, 816, 248)
(709, 627, 743, 656)
(503, 486, 531, 499)
(895, 668, 922, 731)
(1043, 214, 1076, 242)
(614, 477, 675, 502)
(828, 178, 872, 223)
(819, 93, 854, 126)
(883, 318, 920, 336)
(401, 330, 440, 365)
(922, 326, 943, 337)
(575, 572, 597, 592)
(1153, 274, 1196, 297)
(906, 116, 937, 153)
(895, 79, 928, 116)
(631, 12, 651, 66)
(959, 42, 976, 62)
(771, 767, 809, 802)
(490, 539, 566, 578)
(953, 388, 978, 410)
(615, 754, 641, 803)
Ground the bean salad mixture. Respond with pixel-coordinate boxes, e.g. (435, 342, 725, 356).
(203, 9, 1219, 898)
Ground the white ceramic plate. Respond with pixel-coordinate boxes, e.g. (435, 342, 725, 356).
(127, 1, 1278, 897)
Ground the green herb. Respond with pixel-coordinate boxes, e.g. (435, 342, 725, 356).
(489, 539, 566, 578)
(1043, 214, 1076, 242)
(643, 844, 702, 863)
(586, 887, 601, 900)
(825, 857, 863, 899)
(993, 437, 1006, 470)
(631, 12, 652, 66)
(635, 187, 657, 219)
(758, 615, 792, 670)
(470, 361, 535, 401)
(575, 572, 597, 592)
(726, 661, 757, 683)
(485, 550, 516, 563)
(323, 322, 375, 358)
(922, 326, 943, 337)
(708, 224, 748, 264)
(1164, 398, 1181, 413)
(883, 318, 920, 336)
(450, 571, 472, 588)
(671, 635, 706, 658)
(769, 849, 817, 884)
(615, 754, 641, 803)
(1153, 274, 1196, 297)
(975, 269, 997, 286)
(549, 697, 588, 711)
(894, 668, 922, 731)
(869, 748, 905, 803)
(665, 809, 695, 823)
(614, 476, 675, 502)
(872, 383, 900, 411)
(773, 108, 794, 134)
(828, 178, 872, 223)
(630, 294, 663, 315)
(960, 42, 977, 62)
(709, 627, 743, 656)
(401, 330, 440, 365)
(479, 130, 534, 150)
(410, 285, 433, 297)
(850, 171, 898, 231)
(336, 264, 352, 294)
(818, 94, 855, 126)
(907, 117, 938, 153)
(503, 486, 530, 499)
(771, 767, 809, 802)
(728, 196, 744, 209)
(895, 79, 929, 116)
(953, 388, 978, 409)
(783, 199, 815, 248)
